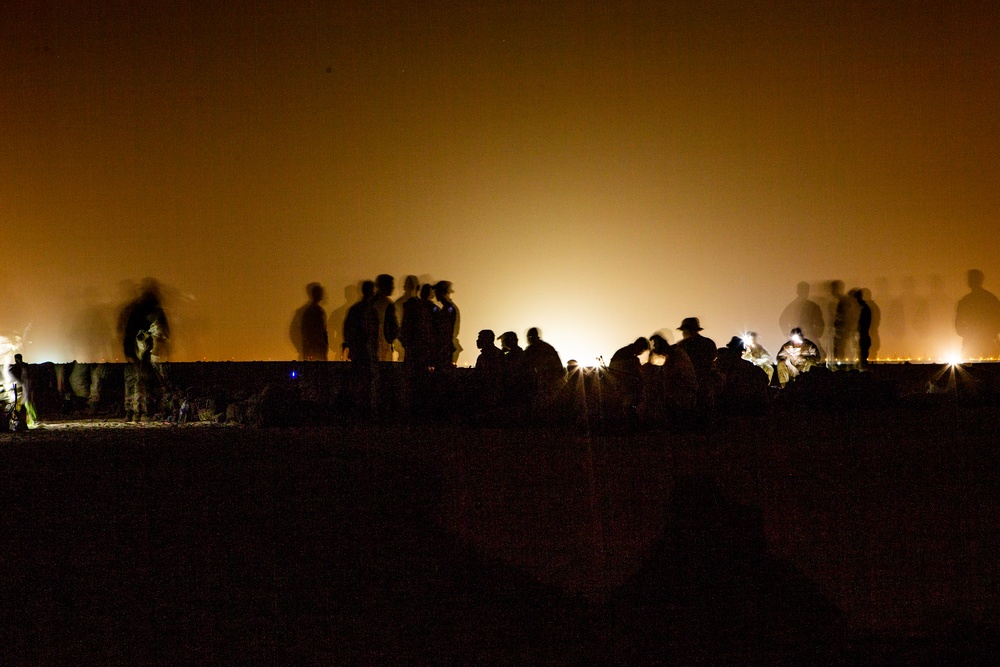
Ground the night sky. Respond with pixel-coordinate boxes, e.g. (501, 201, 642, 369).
(4, 1, 998, 363)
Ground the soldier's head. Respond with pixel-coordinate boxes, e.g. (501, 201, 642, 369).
(477, 329, 496, 350)
(433, 281, 452, 301)
(678, 317, 702, 339)
(375, 274, 395, 297)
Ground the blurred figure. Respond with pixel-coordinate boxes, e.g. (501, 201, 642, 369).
(393, 275, 420, 362)
(921, 274, 954, 357)
(119, 278, 170, 364)
(343, 280, 378, 416)
(374, 274, 399, 362)
(118, 278, 170, 421)
(641, 334, 670, 426)
(886, 276, 921, 359)
(327, 283, 359, 360)
(66, 287, 118, 363)
(830, 280, 858, 365)
(293, 282, 329, 361)
(647, 332, 670, 366)
(642, 334, 697, 428)
(7, 353, 37, 427)
(955, 269, 1000, 359)
(776, 327, 821, 387)
(500, 331, 524, 360)
(740, 331, 775, 383)
(432, 281, 460, 367)
(854, 289, 873, 369)
(779, 282, 825, 356)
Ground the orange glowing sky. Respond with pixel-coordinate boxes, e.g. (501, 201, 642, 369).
(3, 1, 998, 363)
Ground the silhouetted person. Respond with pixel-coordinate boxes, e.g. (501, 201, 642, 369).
(294, 282, 329, 361)
(474, 329, 504, 413)
(676, 317, 718, 414)
(524, 327, 564, 421)
(647, 333, 670, 366)
(118, 278, 170, 421)
(676, 318, 716, 378)
(475, 329, 504, 374)
(641, 334, 670, 426)
(400, 283, 435, 370)
(432, 281, 459, 367)
(779, 281, 825, 353)
(393, 275, 420, 361)
(499, 330, 530, 415)
(524, 327, 564, 389)
(830, 280, 857, 365)
(342, 281, 378, 416)
(500, 331, 524, 360)
(609, 337, 650, 428)
(399, 283, 436, 419)
(643, 334, 697, 427)
(716, 345, 769, 414)
(374, 274, 399, 362)
(955, 269, 1000, 359)
(342, 281, 377, 364)
(854, 289, 872, 369)
(776, 327, 820, 387)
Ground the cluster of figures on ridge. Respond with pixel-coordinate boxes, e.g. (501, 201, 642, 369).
(4, 270, 1000, 428)
(277, 269, 1000, 428)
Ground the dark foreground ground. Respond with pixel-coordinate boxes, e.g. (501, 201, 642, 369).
(3, 404, 1000, 664)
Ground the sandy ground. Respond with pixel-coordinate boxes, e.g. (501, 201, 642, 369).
(2, 405, 999, 663)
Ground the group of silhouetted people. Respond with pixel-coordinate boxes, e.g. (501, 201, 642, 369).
(294, 275, 460, 367)
(279, 269, 1000, 427)
(292, 275, 463, 417)
(103, 269, 1000, 425)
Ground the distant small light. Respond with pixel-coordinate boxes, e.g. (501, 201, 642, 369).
(290, 371, 298, 379)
